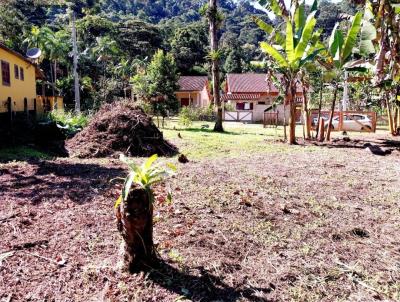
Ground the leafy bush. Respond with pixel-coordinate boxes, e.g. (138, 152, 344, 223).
(224, 103, 236, 112)
(48, 111, 90, 137)
(178, 106, 215, 126)
(178, 107, 195, 127)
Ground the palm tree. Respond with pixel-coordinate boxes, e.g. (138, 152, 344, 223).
(318, 12, 363, 141)
(46, 30, 70, 106)
(115, 58, 133, 98)
(24, 27, 69, 106)
(355, 0, 400, 135)
(92, 36, 120, 76)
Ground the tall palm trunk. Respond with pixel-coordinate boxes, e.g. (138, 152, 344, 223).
(115, 187, 155, 272)
(326, 83, 338, 141)
(209, 0, 223, 132)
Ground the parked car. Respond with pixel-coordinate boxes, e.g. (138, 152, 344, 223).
(312, 116, 328, 126)
(325, 114, 373, 131)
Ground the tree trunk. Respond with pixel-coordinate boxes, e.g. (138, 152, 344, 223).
(115, 187, 155, 272)
(209, 0, 223, 132)
(386, 92, 395, 135)
(397, 106, 400, 135)
(326, 83, 338, 141)
(302, 90, 311, 140)
(51, 62, 56, 99)
(318, 118, 325, 142)
(315, 81, 323, 139)
(288, 81, 297, 145)
(72, 12, 81, 113)
(53, 60, 58, 110)
(283, 101, 287, 141)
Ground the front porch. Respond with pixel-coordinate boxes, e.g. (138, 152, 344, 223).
(176, 92, 203, 107)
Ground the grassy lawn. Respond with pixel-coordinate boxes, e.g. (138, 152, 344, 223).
(0, 121, 399, 301)
(162, 120, 390, 159)
(162, 120, 314, 159)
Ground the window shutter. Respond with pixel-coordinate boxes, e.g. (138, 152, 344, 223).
(1, 61, 11, 86)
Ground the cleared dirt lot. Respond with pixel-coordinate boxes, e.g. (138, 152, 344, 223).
(1, 123, 400, 301)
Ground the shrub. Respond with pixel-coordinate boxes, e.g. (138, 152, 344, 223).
(48, 111, 90, 137)
(178, 107, 194, 127)
(196, 106, 215, 121)
(178, 106, 215, 126)
(224, 103, 236, 112)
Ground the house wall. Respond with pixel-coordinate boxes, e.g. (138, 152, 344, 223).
(227, 95, 276, 122)
(176, 90, 210, 108)
(253, 95, 275, 121)
(0, 48, 37, 113)
(199, 86, 211, 107)
(274, 104, 291, 125)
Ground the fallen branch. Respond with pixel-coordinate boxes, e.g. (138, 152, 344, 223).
(23, 251, 59, 265)
(23, 251, 67, 267)
(0, 213, 19, 223)
(335, 260, 386, 297)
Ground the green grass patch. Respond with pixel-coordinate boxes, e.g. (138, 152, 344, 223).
(0, 146, 50, 163)
(161, 120, 319, 159)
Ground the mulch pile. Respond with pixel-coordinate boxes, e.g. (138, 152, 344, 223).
(66, 102, 177, 158)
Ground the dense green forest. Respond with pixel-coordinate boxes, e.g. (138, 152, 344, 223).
(0, 0, 354, 110)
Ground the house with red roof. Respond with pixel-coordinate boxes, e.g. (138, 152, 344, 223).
(175, 76, 211, 108)
(223, 73, 306, 123)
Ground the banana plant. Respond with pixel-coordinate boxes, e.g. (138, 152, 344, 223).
(355, 0, 400, 135)
(319, 12, 363, 141)
(256, 0, 322, 144)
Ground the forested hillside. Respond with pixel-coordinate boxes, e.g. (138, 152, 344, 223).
(0, 0, 353, 110)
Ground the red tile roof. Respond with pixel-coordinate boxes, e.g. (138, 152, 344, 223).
(178, 76, 208, 91)
(227, 73, 276, 93)
(226, 73, 305, 94)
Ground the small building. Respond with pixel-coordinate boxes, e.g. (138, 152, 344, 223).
(0, 42, 63, 123)
(176, 76, 211, 108)
(223, 73, 305, 123)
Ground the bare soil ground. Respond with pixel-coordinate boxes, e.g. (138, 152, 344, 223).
(1, 126, 400, 302)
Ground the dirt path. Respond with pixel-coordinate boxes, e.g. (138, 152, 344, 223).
(1, 141, 400, 301)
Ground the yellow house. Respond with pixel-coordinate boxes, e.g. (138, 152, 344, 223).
(0, 42, 63, 120)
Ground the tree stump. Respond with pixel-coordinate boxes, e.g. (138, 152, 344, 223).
(115, 187, 156, 272)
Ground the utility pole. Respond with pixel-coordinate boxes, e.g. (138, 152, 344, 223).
(72, 12, 81, 113)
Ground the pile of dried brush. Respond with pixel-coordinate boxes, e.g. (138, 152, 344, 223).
(66, 102, 177, 158)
